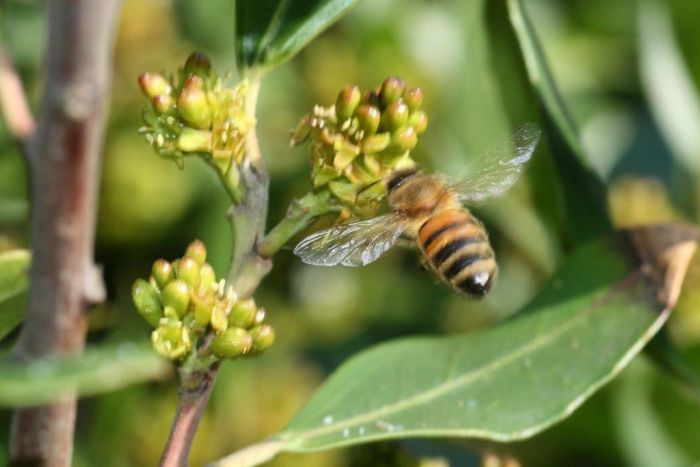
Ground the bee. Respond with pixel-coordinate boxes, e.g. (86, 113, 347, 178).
(293, 123, 541, 298)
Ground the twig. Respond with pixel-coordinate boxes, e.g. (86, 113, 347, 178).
(9, 2, 120, 467)
(0, 45, 36, 160)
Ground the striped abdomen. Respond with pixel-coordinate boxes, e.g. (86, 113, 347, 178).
(417, 209, 496, 298)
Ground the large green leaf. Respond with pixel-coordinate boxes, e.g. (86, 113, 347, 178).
(0, 342, 171, 407)
(235, 0, 360, 75)
(212, 224, 697, 466)
(0, 249, 30, 341)
(507, 0, 611, 245)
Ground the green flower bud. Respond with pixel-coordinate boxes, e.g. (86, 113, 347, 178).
(199, 263, 216, 292)
(152, 320, 191, 360)
(408, 110, 428, 135)
(355, 104, 381, 134)
(132, 279, 163, 327)
(390, 126, 418, 152)
(328, 180, 358, 204)
(312, 165, 342, 188)
(403, 86, 424, 111)
(161, 279, 191, 318)
(152, 259, 174, 290)
(335, 85, 361, 121)
(380, 102, 409, 131)
(177, 81, 211, 129)
(357, 181, 388, 204)
(250, 325, 275, 353)
(345, 161, 376, 185)
(184, 51, 212, 78)
(152, 94, 173, 114)
(361, 132, 391, 154)
(290, 116, 311, 147)
(333, 143, 361, 170)
(138, 72, 171, 98)
(211, 306, 229, 333)
(177, 128, 212, 152)
(185, 239, 207, 266)
(176, 257, 200, 288)
(379, 77, 406, 107)
(192, 294, 213, 327)
(229, 298, 257, 329)
(210, 327, 253, 358)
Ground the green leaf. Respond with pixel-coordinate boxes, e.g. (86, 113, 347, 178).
(0, 249, 30, 341)
(507, 0, 611, 245)
(0, 342, 171, 407)
(235, 0, 360, 75)
(212, 224, 697, 466)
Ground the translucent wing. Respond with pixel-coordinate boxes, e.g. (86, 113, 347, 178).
(447, 122, 541, 203)
(293, 214, 405, 267)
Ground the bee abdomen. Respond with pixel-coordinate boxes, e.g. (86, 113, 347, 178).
(418, 210, 496, 297)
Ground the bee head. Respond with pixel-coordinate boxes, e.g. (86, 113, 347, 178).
(387, 168, 418, 192)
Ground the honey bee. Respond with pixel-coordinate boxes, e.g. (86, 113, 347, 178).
(293, 123, 541, 298)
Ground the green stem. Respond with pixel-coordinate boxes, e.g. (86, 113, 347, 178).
(257, 190, 337, 258)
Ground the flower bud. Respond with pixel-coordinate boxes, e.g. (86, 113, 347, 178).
(199, 263, 216, 292)
(390, 126, 418, 152)
(192, 294, 213, 327)
(333, 143, 361, 170)
(250, 325, 275, 353)
(357, 180, 388, 204)
(184, 51, 212, 77)
(161, 279, 191, 318)
(177, 128, 212, 152)
(408, 110, 428, 135)
(335, 85, 361, 121)
(138, 72, 171, 98)
(176, 257, 200, 288)
(152, 320, 191, 360)
(379, 77, 406, 106)
(403, 86, 424, 111)
(177, 81, 211, 129)
(152, 259, 174, 289)
(380, 102, 409, 131)
(229, 298, 257, 329)
(210, 306, 228, 333)
(210, 328, 253, 358)
(290, 116, 311, 146)
(355, 104, 381, 134)
(132, 279, 163, 327)
(152, 94, 173, 114)
(185, 239, 207, 266)
(361, 132, 391, 154)
(328, 180, 358, 204)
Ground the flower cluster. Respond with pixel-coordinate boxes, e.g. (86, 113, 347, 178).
(131, 240, 274, 361)
(291, 77, 428, 218)
(137, 52, 253, 199)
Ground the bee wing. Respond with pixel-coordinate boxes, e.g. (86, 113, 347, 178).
(446, 122, 541, 203)
(293, 214, 405, 267)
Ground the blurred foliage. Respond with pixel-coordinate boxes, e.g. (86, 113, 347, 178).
(0, 0, 700, 465)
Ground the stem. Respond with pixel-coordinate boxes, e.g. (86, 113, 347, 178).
(257, 190, 337, 258)
(9, 2, 119, 466)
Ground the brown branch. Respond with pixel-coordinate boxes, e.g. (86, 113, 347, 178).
(9, 1, 120, 467)
(0, 45, 36, 160)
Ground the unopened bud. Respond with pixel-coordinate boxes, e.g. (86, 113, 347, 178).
(138, 72, 171, 98)
(210, 328, 253, 358)
(152, 259, 174, 289)
(132, 279, 163, 327)
(250, 325, 275, 353)
(184, 51, 212, 77)
(361, 132, 391, 154)
(390, 126, 418, 152)
(379, 77, 406, 106)
(192, 294, 213, 327)
(380, 102, 409, 131)
(185, 239, 207, 266)
(408, 110, 428, 135)
(177, 128, 212, 152)
(290, 116, 311, 146)
(199, 264, 216, 292)
(355, 104, 381, 134)
(335, 85, 361, 121)
(152, 95, 173, 114)
(177, 82, 211, 129)
(152, 321, 191, 360)
(211, 306, 228, 333)
(403, 87, 424, 111)
(328, 180, 358, 204)
(161, 280, 191, 318)
(229, 298, 257, 329)
(176, 257, 200, 288)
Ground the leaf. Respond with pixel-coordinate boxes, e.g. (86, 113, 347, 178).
(235, 0, 360, 75)
(212, 224, 697, 466)
(0, 342, 172, 407)
(507, 0, 611, 245)
(0, 249, 30, 341)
